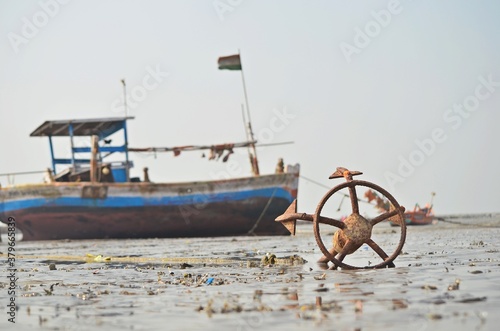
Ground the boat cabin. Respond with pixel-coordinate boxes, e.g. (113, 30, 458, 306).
(30, 117, 135, 183)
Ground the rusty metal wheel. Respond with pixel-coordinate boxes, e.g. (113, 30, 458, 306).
(313, 180, 406, 269)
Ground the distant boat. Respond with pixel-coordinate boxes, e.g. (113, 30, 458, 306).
(364, 190, 436, 226)
(393, 203, 436, 226)
(0, 117, 299, 241)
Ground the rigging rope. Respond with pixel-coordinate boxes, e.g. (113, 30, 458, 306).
(247, 187, 278, 236)
(299, 175, 373, 205)
(434, 217, 500, 228)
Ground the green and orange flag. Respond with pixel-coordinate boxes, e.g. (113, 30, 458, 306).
(218, 54, 242, 70)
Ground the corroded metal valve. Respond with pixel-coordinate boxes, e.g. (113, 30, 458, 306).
(275, 167, 406, 270)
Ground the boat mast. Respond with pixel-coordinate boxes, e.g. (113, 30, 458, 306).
(121, 79, 128, 118)
(241, 104, 252, 155)
(429, 192, 436, 211)
(121, 79, 130, 182)
(238, 50, 260, 176)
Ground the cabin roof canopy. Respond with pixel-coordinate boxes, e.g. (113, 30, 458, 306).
(30, 117, 134, 138)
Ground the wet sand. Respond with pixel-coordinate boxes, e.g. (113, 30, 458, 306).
(1, 215, 500, 331)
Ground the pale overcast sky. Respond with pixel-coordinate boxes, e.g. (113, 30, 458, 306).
(1, 0, 499, 215)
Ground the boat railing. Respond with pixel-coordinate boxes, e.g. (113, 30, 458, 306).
(0, 170, 49, 186)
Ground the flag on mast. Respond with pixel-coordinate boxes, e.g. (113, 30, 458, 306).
(217, 54, 242, 70)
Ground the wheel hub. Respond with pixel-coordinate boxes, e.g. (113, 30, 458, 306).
(341, 213, 372, 243)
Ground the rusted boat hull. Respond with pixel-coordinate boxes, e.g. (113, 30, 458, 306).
(0, 172, 299, 241)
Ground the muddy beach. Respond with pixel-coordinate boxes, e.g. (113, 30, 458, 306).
(1, 215, 500, 331)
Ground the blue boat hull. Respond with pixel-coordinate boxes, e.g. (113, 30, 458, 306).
(1, 172, 299, 240)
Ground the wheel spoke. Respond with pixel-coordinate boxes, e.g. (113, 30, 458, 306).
(348, 184, 360, 214)
(365, 239, 389, 259)
(365, 239, 395, 267)
(317, 247, 337, 264)
(331, 240, 359, 270)
(338, 240, 358, 261)
(370, 208, 400, 226)
(317, 216, 346, 229)
(337, 251, 346, 263)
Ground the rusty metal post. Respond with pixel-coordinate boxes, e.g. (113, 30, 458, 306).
(90, 135, 99, 183)
(143, 167, 150, 182)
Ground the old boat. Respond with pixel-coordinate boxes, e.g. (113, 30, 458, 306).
(394, 203, 436, 226)
(364, 190, 436, 226)
(0, 117, 299, 241)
